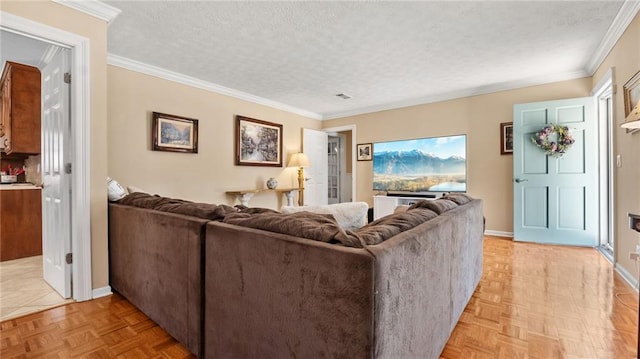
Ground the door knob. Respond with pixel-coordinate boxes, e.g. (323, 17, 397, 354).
(514, 178, 528, 183)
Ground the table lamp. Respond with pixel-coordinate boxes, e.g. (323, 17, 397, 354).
(288, 152, 310, 206)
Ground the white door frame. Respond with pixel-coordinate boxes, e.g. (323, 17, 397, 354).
(323, 125, 357, 202)
(592, 69, 615, 259)
(1, 11, 93, 301)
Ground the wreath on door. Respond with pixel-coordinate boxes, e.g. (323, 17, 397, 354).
(531, 124, 574, 157)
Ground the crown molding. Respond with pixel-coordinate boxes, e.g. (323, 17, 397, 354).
(52, 0, 121, 24)
(38, 45, 60, 69)
(107, 54, 322, 120)
(585, 0, 640, 74)
(321, 70, 590, 120)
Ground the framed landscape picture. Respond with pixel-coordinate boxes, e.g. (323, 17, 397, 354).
(152, 112, 198, 153)
(236, 115, 283, 167)
(500, 122, 513, 155)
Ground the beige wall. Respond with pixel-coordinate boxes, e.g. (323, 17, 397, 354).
(1, 0, 110, 290)
(593, 12, 640, 282)
(107, 66, 321, 209)
(323, 78, 592, 234)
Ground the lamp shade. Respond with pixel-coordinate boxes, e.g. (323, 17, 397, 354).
(288, 152, 310, 167)
(621, 100, 640, 129)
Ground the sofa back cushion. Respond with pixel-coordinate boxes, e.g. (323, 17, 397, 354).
(117, 192, 238, 221)
(352, 208, 438, 245)
(223, 211, 364, 248)
(281, 202, 369, 231)
(409, 198, 458, 214)
(443, 193, 474, 205)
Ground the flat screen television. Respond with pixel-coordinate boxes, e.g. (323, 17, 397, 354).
(373, 134, 466, 195)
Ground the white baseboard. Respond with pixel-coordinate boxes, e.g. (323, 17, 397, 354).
(484, 230, 513, 238)
(92, 286, 113, 299)
(615, 263, 639, 293)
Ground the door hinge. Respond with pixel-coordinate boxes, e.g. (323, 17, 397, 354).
(64, 72, 71, 84)
(65, 253, 72, 264)
(65, 163, 72, 174)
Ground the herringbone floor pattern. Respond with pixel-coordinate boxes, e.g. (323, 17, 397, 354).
(0, 236, 637, 358)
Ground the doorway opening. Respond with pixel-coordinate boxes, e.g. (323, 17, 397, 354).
(323, 125, 356, 204)
(0, 30, 72, 320)
(1, 11, 93, 305)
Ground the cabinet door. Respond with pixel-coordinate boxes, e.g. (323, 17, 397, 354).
(0, 189, 43, 261)
(0, 87, 4, 137)
(1, 76, 11, 148)
(1, 62, 40, 155)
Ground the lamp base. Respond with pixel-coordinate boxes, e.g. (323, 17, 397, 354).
(297, 167, 305, 206)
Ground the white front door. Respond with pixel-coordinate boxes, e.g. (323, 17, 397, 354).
(513, 97, 597, 246)
(302, 128, 328, 206)
(41, 48, 71, 298)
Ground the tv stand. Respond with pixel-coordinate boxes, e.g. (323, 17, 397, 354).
(386, 192, 436, 198)
(373, 195, 438, 220)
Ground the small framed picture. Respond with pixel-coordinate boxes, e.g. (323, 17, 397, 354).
(357, 143, 372, 161)
(500, 122, 513, 155)
(236, 115, 283, 167)
(152, 112, 198, 153)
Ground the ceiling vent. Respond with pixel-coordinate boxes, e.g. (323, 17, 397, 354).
(335, 93, 351, 100)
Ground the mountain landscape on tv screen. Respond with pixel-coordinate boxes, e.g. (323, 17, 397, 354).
(373, 149, 466, 192)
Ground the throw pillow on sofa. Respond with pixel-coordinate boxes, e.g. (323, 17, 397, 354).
(107, 177, 127, 201)
(281, 202, 369, 231)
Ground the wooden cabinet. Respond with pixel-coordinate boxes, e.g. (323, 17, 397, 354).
(0, 61, 41, 155)
(0, 188, 42, 261)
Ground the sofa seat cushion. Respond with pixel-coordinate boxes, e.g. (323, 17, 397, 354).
(353, 208, 438, 245)
(409, 198, 458, 214)
(223, 211, 364, 248)
(281, 202, 369, 231)
(117, 192, 238, 220)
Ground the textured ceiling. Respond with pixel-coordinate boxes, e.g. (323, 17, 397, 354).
(104, 1, 628, 120)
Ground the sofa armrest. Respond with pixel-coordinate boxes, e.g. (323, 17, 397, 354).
(204, 222, 375, 358)
(108, 203, 208, 357)
(365, 215, 453, 359)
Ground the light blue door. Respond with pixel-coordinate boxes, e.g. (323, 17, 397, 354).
(513, 97, 597, 246)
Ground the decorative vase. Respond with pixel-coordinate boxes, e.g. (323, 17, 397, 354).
(266, 177, 278, 189)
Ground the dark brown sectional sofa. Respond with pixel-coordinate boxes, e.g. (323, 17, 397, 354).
(108, 193, 484, 359)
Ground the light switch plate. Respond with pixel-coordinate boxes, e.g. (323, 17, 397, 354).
(616, 154, 622, 167)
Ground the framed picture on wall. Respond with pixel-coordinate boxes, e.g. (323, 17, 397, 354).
(623, 70, 640, 134)
(152, 112, 198, 153)
(500, 122, 513, 155)
(235, 115, 283, 167)
(357, 143, 373, 161)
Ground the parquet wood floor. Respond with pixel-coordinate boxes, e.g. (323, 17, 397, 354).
(441, 236, 638, 359)
(0, 236, 637, 358)
(0, 292, 194, 358)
